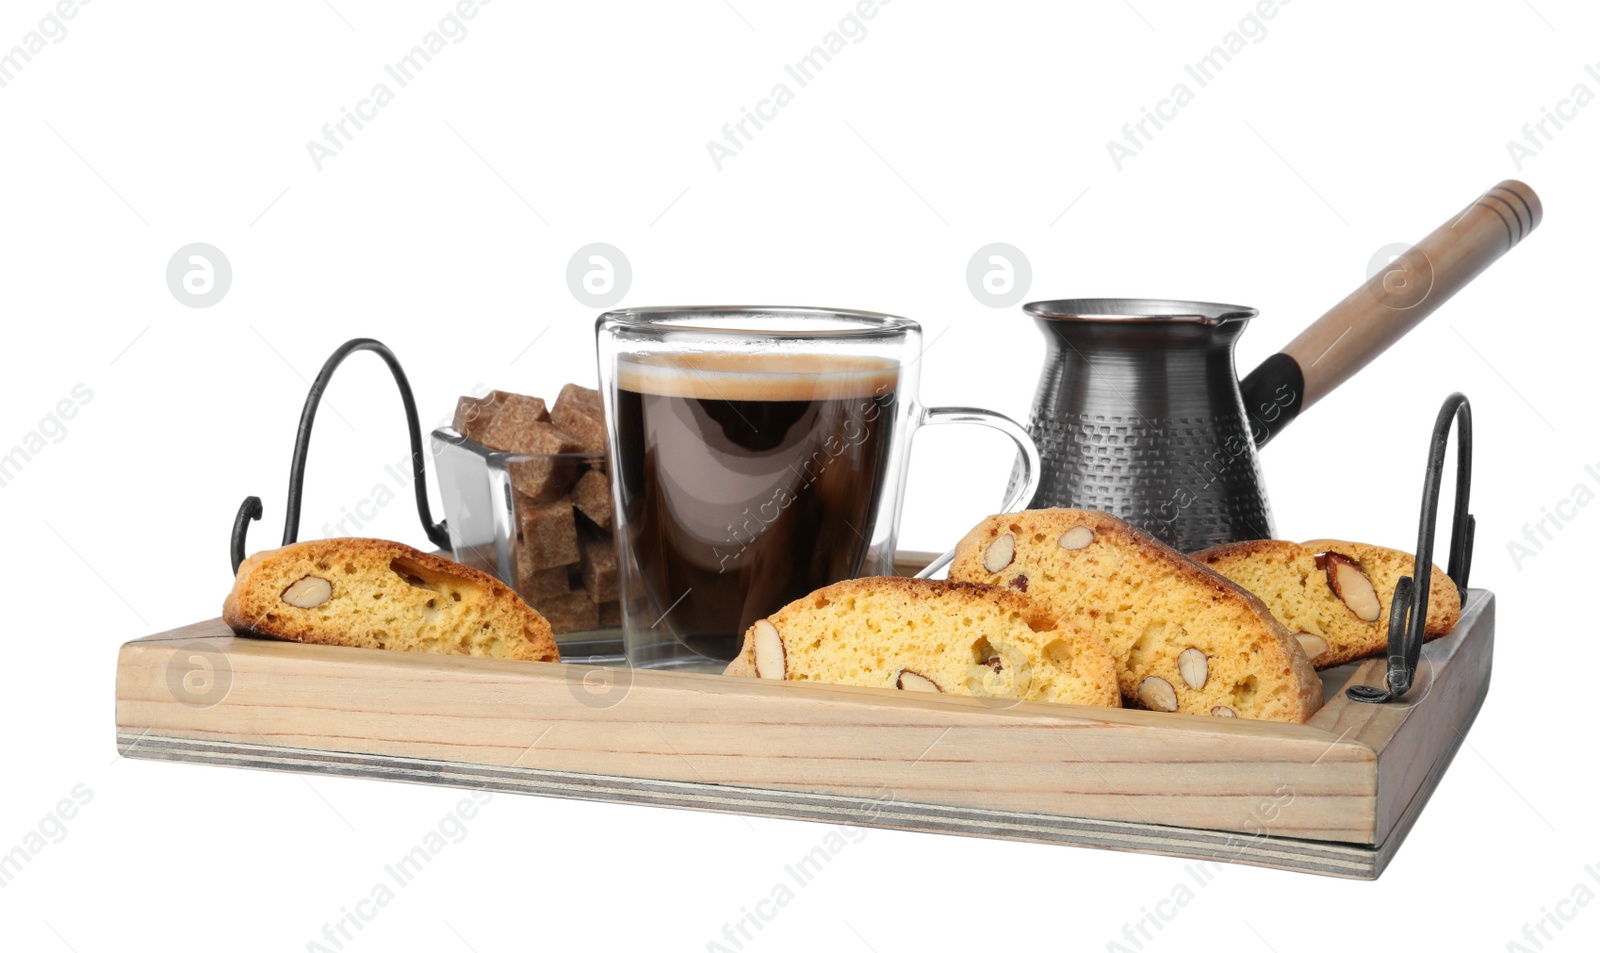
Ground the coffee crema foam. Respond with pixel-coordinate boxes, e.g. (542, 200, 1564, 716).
(617, 352, 899, 401)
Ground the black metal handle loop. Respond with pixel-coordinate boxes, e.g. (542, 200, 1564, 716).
(229, 338, 449, 573)
(1347, 392, 1473, 703)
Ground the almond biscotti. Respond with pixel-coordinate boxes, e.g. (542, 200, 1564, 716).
(223, 538, 559, 662)
(1193, 538, 1460, 669)
(724, 577, 1121, 709)
(949, 509, 1321, 723)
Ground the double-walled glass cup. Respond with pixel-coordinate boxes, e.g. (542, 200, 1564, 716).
(596, 307, 1041, 671)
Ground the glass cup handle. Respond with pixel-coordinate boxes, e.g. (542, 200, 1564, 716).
(912, 406, 1042, 579)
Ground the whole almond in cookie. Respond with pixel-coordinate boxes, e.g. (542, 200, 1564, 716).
(1319, 551, 1381, 622)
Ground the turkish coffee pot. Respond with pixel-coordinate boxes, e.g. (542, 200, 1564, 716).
(1023, 180, 1539, 551)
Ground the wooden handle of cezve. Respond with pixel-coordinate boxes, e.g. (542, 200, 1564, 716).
(1240, 179, 1541, 447)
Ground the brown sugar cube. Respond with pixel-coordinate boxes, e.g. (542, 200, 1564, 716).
(517, 496, 580, 570)
(455, 390, 535, 442)
(598, 601, 621, 627)
(475, 393, 553, 453)
(487, 388, 544, 411)
(500, 422, 582, 500)
(579, 536, 619, 603)
(452, 395, 496, 440)
(570, 469, 613, 530)
(550, 383, 608, 453)
(514, 547, 571, 600)
(539, 590, 600, 635)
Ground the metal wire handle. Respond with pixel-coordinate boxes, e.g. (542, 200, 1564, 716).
(1346, 392, 1473, 703)
(230, 338, 449, 573)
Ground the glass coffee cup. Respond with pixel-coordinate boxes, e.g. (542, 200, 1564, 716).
(596, 307, 1040, 671)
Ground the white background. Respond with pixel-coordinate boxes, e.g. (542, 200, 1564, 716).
(2, 0, 1595, 949)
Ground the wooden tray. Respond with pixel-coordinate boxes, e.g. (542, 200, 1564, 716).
(114, 591, 1493, 879)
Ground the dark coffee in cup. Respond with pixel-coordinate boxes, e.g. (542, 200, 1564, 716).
(613, 353, 900, 659)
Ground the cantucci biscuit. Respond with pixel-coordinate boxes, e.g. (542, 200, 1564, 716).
(223, 538, 559, 662)
(724, 577, 1120, 709)
(949, 509, 1321, 723)
(1194, 538, 1460, 669)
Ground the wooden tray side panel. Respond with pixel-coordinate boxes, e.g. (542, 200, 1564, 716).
(116, 626, 1379, 844)
(114, 732, 1389, 879)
